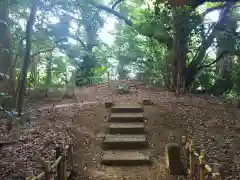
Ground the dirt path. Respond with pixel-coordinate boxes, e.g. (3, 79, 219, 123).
(70, 84, 240, 180)
(1, 83, 240, 180)
(70, 85, 175, 180)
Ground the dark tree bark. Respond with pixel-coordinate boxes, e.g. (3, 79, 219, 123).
(45, 52, 52, 97)
(16, 0, 39, 115)
(0, 0, 11, 75)
(75, 5, 98, 86)
(169, 6, 191, 93)
(0, 0, 15, 94)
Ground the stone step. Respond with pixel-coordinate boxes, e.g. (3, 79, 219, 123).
(101, 151, 151, 166)
(102, 134, 147, 149)
(111, 103, 143, 113)
(107, 123, 145, 134)
(108, 113, 144, 123)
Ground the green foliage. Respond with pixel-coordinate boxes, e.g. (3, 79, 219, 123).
(3, 0, 240, 105)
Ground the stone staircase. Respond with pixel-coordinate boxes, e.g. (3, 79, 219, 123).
(100, 103, 151, 166)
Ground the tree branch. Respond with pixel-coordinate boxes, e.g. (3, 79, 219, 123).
(189, 2, 235, 69)
(30, 47, 55, 59)
(92, 3, 133, 26)
(68, 35, 86, 50)
(201, 3, 240, 17)
(92, 2, 173, 47)
(30, 38, 65, 60)
(186, 2, 235, 87)
(111, 0, 123, 9)
(201, 3, 226, 17)
(198, 50, 227, 70)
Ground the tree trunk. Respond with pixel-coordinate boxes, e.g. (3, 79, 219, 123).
(93, 1, 234, 92)
(0, 0, 11, 75)
(16, 0, 39, 115)
(0, 0, 15, 94)
(75, 6, 97, 87)
(45, 52, 52, 97)
(170, 7, 190, 93)
(163, 57, 171, 88)
(33, 55, 39, 87)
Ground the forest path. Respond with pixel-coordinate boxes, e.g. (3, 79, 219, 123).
(1, 82, 240, 180)
(69, 84, 186, 180)
(68, 83, 240, 180)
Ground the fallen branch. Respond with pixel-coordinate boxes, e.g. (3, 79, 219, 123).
(0, 140, 19, 147)
(0, 138, 27, 148)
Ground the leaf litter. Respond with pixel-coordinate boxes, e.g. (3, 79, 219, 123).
(0, 82, 240, 179)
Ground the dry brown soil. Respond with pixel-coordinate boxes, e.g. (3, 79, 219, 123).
(0, 83, 240, 180)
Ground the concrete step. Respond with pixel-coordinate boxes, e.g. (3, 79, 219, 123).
(101, 151, 151, 166)
(102, 134, 148, 149)
(107, 123, 145, 134)
(109, 113, 144, 123)
(111, 103, 143, 113)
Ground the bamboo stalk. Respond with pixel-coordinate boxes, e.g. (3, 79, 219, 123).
(199, 150, 205, 180)
(56, 145, 62, 180)
(69, 143, 74, 170)
(107, 72, 110, 88)
(182, 136, 187, 159)
(31, 156, 62, 180)
(40, 158, 50, 180)
(189, 138, 194, 178)
(193, 150, 199, 157)
(181, 136, 188, 171)
(214, 172, 220, 180)
(62, 148, 67, 180)
(205, 164, 212, 173)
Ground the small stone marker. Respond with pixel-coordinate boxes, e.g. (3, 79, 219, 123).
(165, 143, 185, 175)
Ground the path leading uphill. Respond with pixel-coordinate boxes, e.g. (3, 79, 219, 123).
(1, 82, 240, 180)
(70, 83, 240, 180)
(100, 103, 150, 166)
(71, 84, 174, 180)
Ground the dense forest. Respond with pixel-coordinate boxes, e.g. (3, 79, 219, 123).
(1, 0, 240, 115)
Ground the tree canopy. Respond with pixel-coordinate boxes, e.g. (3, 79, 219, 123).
(1, 0, 240, 113)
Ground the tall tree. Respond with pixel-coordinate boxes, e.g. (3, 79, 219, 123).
(45, 52, 53, 96)
(0, 0, 12, 76)
(93, 0, 240, 93)
(16, 0, 40, 114)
